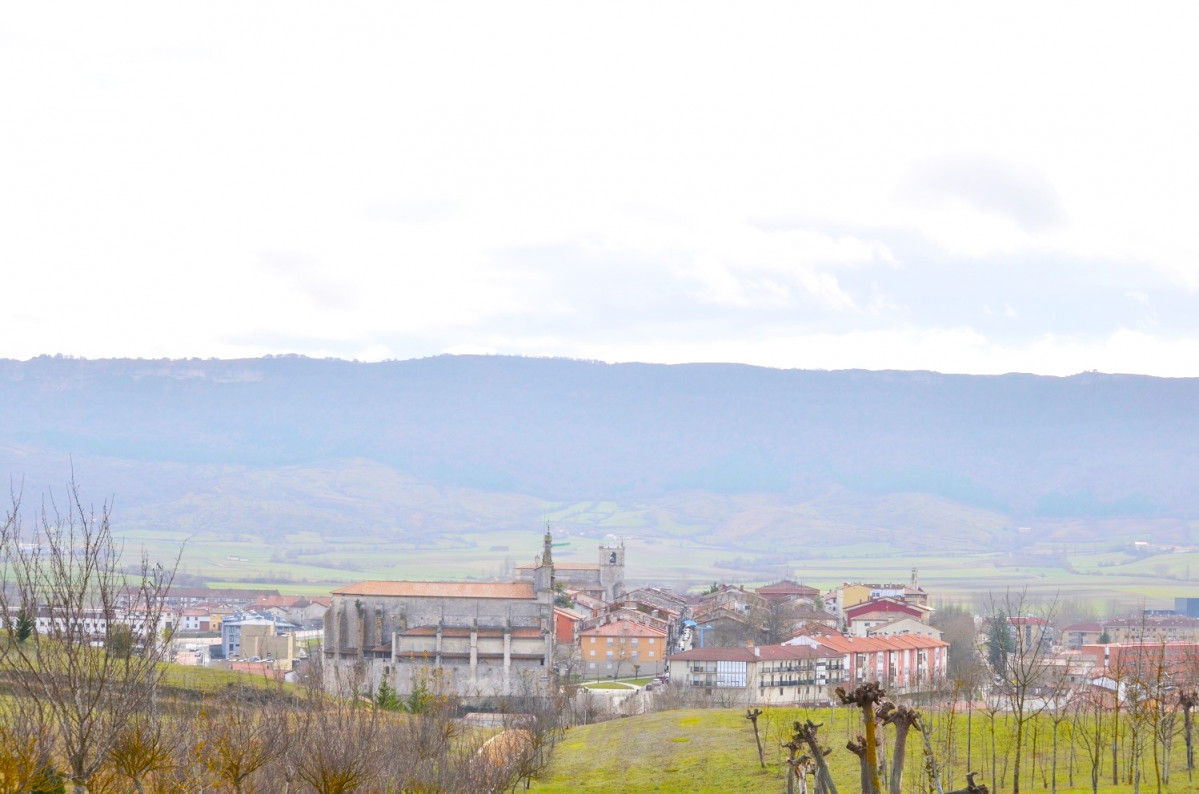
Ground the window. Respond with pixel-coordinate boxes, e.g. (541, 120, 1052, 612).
(648, 651, 655, 658)
(632, 638, 638, 647)
(607, 637, 613, 646)
(590, 637, 596, 644)
(589, 650, 595, 657)
(631, 651, 638, 661)
(648, 638, 655, 644)
(606, 651, 613, 660)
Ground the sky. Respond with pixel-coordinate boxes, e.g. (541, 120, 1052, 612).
(3, 3, 1198, 376)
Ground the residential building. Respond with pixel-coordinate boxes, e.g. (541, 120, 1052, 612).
(221, 611, 296, 664)
(755, 580, 820, 605)
(1061, 622, 1103, 650)
(785, 632, 949, 692)
(1096, 615, 1199, 645)
(579, 618, 668, 676)
(1080, 641, 1199, 684)
(668, 643, 845, 705)
(865, 616, 942, 640)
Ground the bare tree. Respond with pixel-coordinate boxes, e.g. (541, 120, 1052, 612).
(296, 698, 379, 794)
(788, 719, 838, 794)
(1181, 689, 1197, 781)
(1070, 683, 1110, 794)
(0, 698, 55, 794)
(105, 715, 175, 793)
(203, 686, 289, 794)
(984, 588, 1059, 794)
(0, 481, 179, 794)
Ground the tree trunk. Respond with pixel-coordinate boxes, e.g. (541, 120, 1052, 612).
(890, 721, 910, 794)
(1184, 697, 1195, 780)
(1013, 717, 1024, 794)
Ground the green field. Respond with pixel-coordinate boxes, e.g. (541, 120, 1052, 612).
(531, 706, 1193, 793)
(112, 498, 1197, 610)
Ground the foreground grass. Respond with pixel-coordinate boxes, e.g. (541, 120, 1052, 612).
(531, 707, 1195, 793)
(530, 708, 840, 793)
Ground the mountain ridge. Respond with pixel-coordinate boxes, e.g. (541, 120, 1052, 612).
(1, 355, 1195, 553)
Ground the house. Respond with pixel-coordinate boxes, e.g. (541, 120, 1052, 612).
(692, 585, 766, 646)
(1007, 616, 1054, 650)
(755, 580, 820, 605)
(220, 611, 296, 664)
(578, 618, 668, 677)
(620, 586, 690, 617)
(554, 605, 589, 645)
(866, 616, 943, 640)
(845, 599, 928, 634)
(667, 643, 845, 705)
(1061, 622, 1103, 650)
(251, 594, 330, 628)
(824, 571, 929, 623)
(178, 606, 212, 633)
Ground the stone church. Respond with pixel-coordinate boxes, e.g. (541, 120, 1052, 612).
(514, 535, 625, 602)
(323, 532, 624, 699)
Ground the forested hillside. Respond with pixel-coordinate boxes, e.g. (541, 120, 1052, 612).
(1, 355, 1195, 551)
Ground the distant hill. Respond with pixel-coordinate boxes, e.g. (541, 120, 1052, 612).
(1, 355, 1196, 552)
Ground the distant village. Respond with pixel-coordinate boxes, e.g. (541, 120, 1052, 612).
(29, 531, 1199, 709)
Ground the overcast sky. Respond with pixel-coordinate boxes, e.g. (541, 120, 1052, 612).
(3, 3, 1197, 375)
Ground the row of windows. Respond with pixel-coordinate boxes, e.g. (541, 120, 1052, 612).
(588, 636, 657, 645)
(589, 649, 655, 660)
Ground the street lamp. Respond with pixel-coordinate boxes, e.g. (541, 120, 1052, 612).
(698, 624, 713, 648)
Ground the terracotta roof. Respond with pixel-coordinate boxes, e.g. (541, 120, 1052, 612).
(333, 581, 537, 599)
(581, 621, 667, 638)
(809, 634, 948, 654)
(670, 647, 757, 662)
(756, 581, 820, 596)
(845, 599, 921, 618)
(670, 644, 840, 662)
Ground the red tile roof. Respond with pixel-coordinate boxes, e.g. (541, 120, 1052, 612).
(333, 581, 537, 600)
(581, 621, 667, 638)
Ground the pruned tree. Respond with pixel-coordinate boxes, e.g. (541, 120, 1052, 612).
(746, 708, 766, 769)
(837, 682, 885, 794)
(946, 771, 990, 794)
(788, 719, 838, 794)
(0, 480, 180, 794)
(847, 735, 874, 794)
(878, 701, 919, 794)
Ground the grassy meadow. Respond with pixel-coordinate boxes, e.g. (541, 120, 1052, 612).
(531, 705, 1196, 794)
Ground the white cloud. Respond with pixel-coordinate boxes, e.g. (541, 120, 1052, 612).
(2, 3, 1198, 372)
